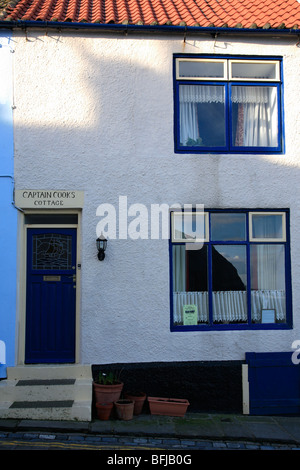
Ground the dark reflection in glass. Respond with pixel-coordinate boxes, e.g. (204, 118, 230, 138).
(212, 245, 247, 324)
(186, 246, 208, 292)
(212, 246, 246, 291)
(196, 102, 226, 147)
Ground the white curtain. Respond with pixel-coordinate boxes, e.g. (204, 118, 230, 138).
(173, 291, 247, 324)
(173, 245, 186, 292)
(179, 85, 224, 145)
(251, 290, 285, 322)
(256, 246, 284, 290)
(179, 102, 199, 145)
(232, 86, 277, 147)
(179, 85, 277, 147)
(173, 290, 285, 324)
(251, 244, 286, 322)
(173, 291, 209, 324)
(213, 290, 247, 323)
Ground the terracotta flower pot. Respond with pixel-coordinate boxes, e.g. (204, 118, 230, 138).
(96, 402, 113, 420)
(93, 381, 124, 404)
(124, 391, 146, 415)
(148, 397, 190, 417)
(114, 399, 134, 421)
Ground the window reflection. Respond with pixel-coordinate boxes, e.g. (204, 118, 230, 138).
(172, 212, 206, 241)
(211, 213, 246, 241)
(171, 210, 289, 329)
(251, 214, 283, 240)
(212, 245, 247, 323)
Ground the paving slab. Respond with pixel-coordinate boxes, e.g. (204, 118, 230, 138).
(1, 412, 300, 446)
(173, 415, 224, 438)
(91, 415, 176, 436)
(239, 422, 295, 443)
(271, 417, 300, 443)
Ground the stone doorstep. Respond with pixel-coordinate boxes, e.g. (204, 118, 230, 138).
(0, 378, 92, 402)
(6, 364, 92, 380)
(0, 365, 93, 422)
(0, 400, 92, 421)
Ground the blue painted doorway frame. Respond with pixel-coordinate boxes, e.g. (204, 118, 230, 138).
(25, 228, 77, 364)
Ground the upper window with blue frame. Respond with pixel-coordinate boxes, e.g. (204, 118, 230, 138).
(170, 209, 292, 331)
(174, 55, 284, 154)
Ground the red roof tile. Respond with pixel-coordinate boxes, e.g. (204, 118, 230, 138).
(1, 0, 300, 29)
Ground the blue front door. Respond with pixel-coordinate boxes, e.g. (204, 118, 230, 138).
(25, 228, 77, 364)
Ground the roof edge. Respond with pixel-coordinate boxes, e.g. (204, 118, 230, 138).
(0, 20, 300, 36)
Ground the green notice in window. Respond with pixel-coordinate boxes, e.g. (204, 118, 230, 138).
(183, 305, 198, 325)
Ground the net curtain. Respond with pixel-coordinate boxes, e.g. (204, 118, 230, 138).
(179, 85, 278, 147)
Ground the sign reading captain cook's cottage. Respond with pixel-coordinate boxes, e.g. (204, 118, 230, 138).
(15, 190, 84, 208)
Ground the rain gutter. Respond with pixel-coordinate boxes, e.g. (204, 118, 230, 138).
(0, 20, 299, 37)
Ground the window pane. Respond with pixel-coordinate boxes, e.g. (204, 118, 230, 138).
(250, 245, 286, 323)
(231, 86, 278, 148)
(212, 245, 247, 323)
(251, 213, 284, 240)
(211, 213, 246, 241)
(231, 62, 277, 80)
(178, 60, 225, 78)
(179, 85, 226, 148)
(172, 212, 206, 241)
(172, 245, 208, 325)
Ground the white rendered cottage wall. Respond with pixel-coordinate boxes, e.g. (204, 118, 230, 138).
(13, 30, 300, 364)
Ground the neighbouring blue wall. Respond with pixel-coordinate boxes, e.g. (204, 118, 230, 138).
(0, 31, 17, 377)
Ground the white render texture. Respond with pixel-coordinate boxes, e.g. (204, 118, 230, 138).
(13, 30, 300, 364)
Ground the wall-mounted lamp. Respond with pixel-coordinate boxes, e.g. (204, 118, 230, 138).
(96, 235, 107, 261)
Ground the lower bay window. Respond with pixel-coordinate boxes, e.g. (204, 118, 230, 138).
(170, 209, 292, 330)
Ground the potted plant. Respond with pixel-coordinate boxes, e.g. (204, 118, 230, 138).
(93, 371, 124, 404)
(114, 399, 134, 421)
(148, 397, 190, 417)
(95, 402, 114, 420)
(124, 391, 147, 415)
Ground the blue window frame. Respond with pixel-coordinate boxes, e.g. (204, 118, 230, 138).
(170, 209, 292, 331)
(174, 55, 284, 154)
